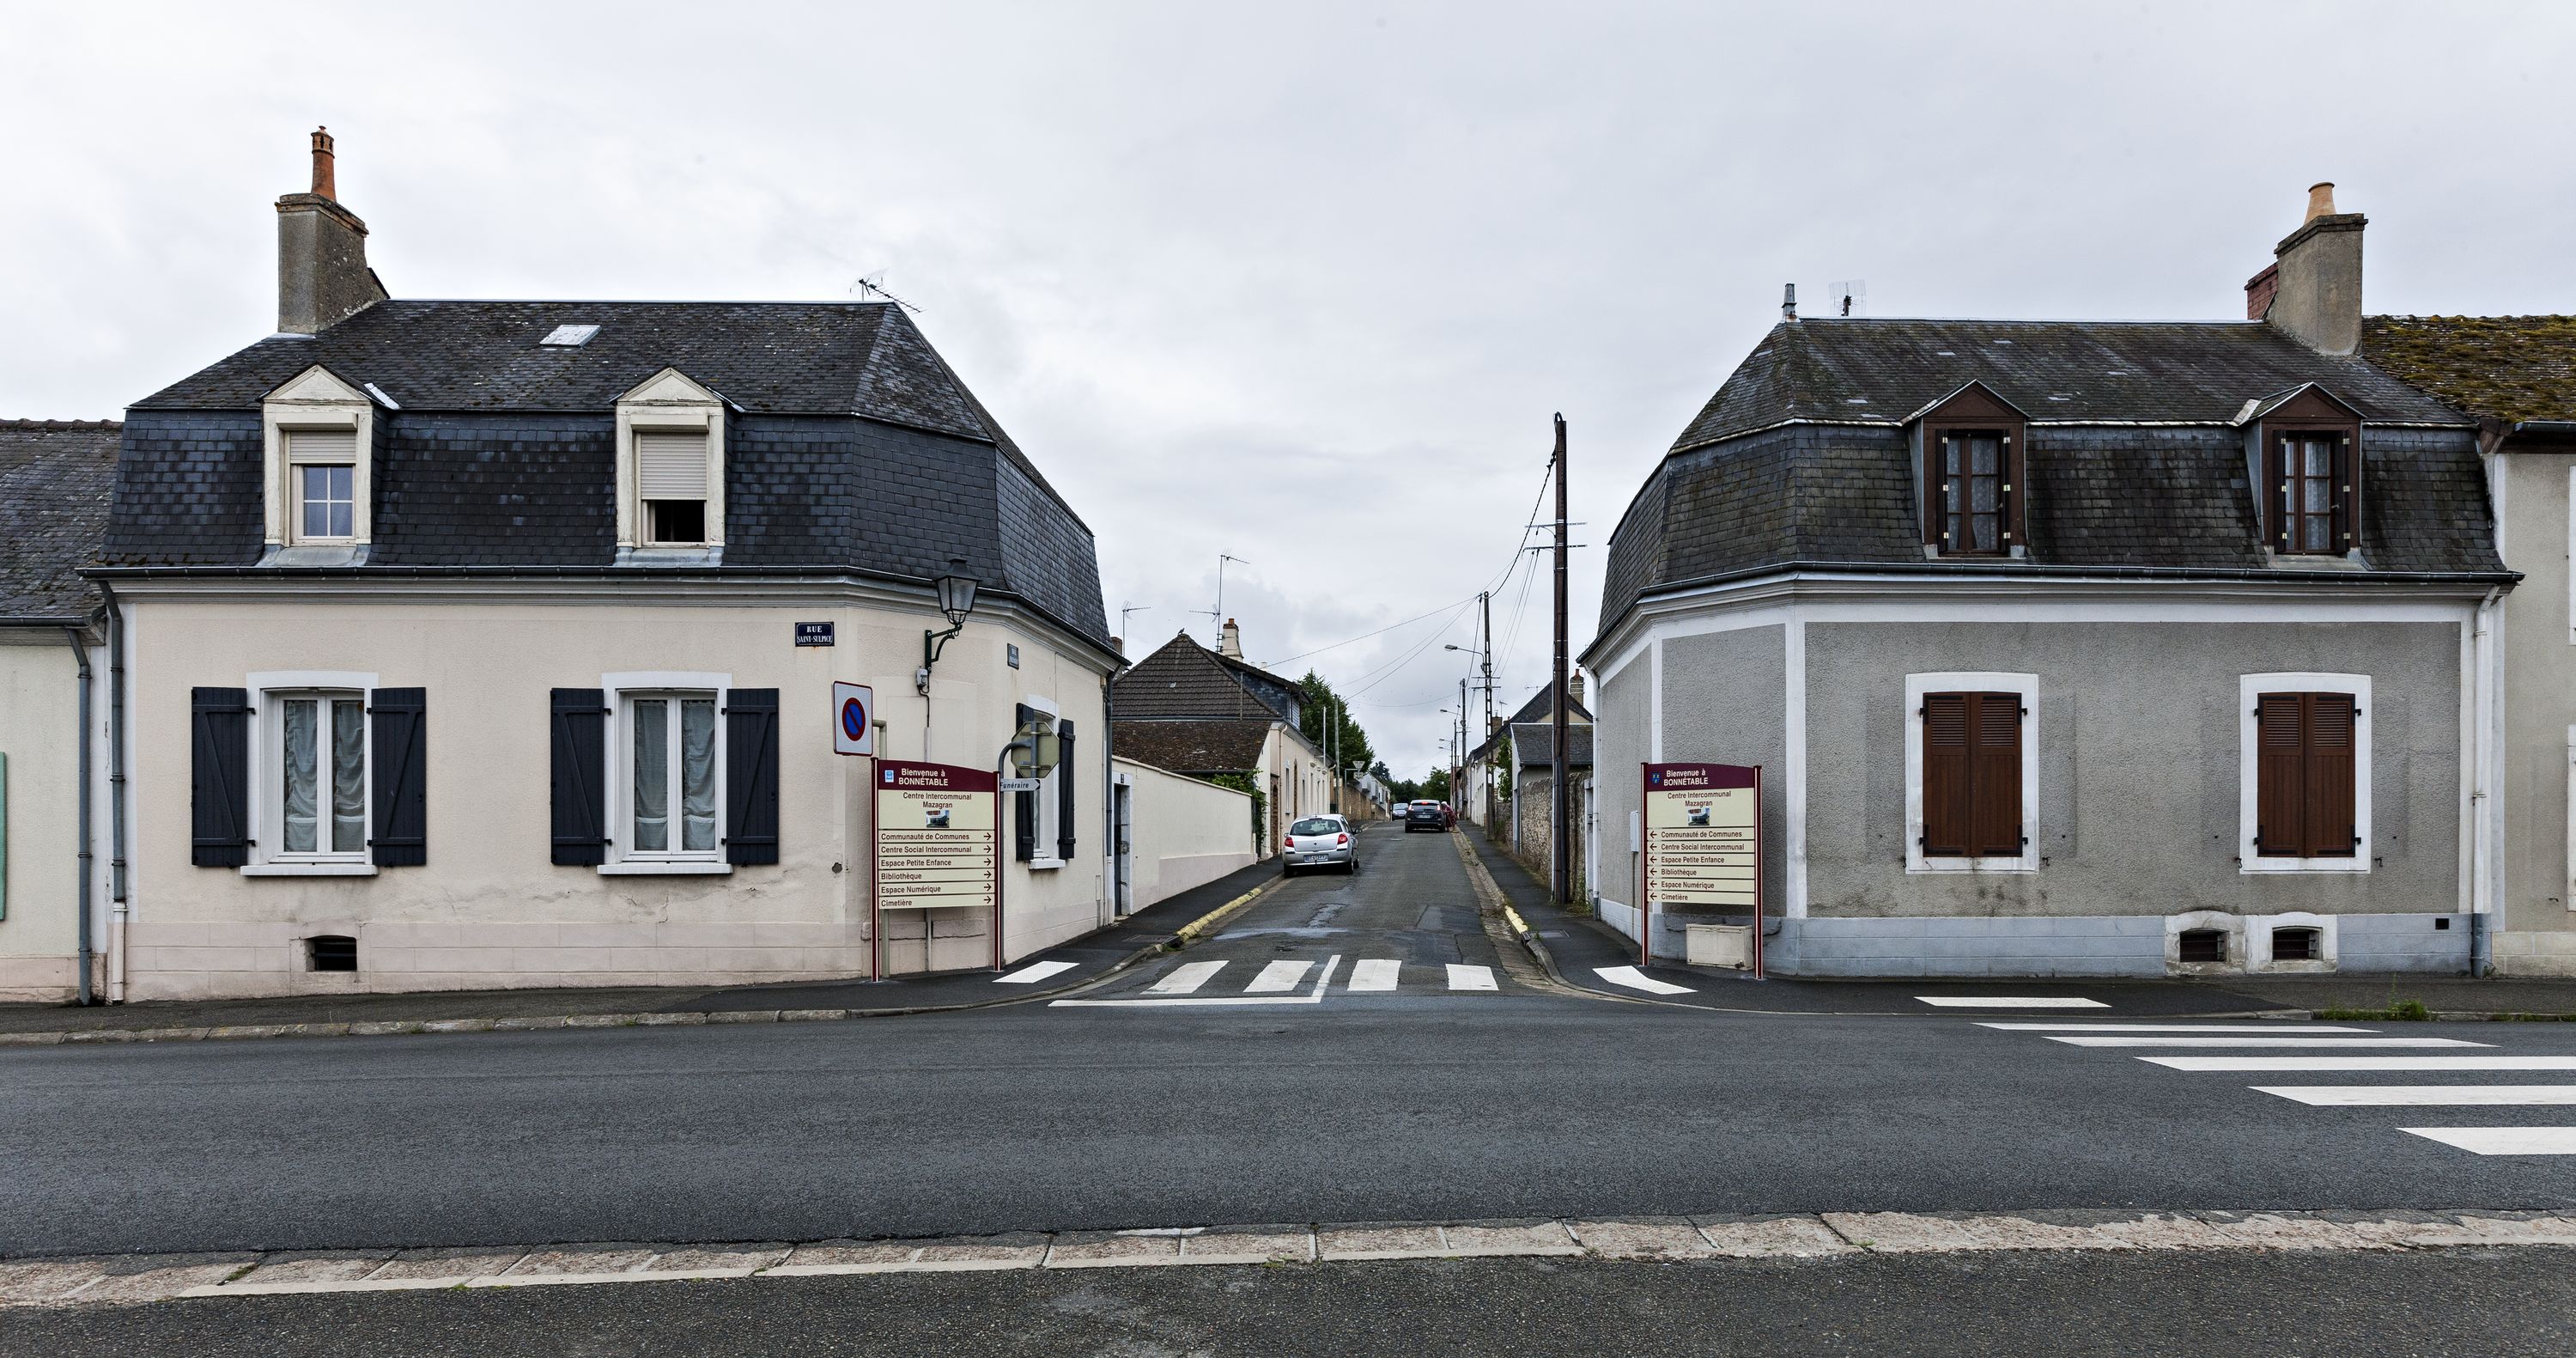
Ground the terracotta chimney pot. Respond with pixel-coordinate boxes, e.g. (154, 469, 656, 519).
(311, 126, 337, 200)
(2303, 181, 2336, 223)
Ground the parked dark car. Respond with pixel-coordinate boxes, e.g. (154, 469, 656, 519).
(1405, 802, 1447, 833)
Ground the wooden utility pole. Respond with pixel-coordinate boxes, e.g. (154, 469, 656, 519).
(1550, 412, 1571, 904)
(1479, 589, 1493, 825)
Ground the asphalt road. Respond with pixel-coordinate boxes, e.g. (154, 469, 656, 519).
(11, 1251, 2573, 1357)
(7, 830, 2576, 1258)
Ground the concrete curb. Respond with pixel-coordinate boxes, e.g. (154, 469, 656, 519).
(0, 874, 1305, 1050)
(10, 1208, 2576, 1309)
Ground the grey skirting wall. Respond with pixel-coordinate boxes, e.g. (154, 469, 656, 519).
(1650, 911, 2473, 977)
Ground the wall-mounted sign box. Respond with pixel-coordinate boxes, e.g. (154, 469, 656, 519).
(795, 621, 835, 647)
(874, 761, 998, 916)
(1641, 762, 1763, 977)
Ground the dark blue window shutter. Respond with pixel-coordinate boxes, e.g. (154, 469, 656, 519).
(1013, 703, 1037, 862)
(1054, 719, 1078, 861)
(550, 688, 608, 866)
(369, 687, 428, 867)
(725, 688, 780, 866)
(191, 686, 251, 868)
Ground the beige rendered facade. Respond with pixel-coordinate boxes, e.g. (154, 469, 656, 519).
(110, 579, 1111, 1000)
(0, 630, 100, 1001)
(1110, 755, 1255, 910)
(2488, 441, 2576, 973)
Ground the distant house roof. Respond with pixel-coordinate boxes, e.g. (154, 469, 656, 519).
(1508, 722, 1593, 770)
(0, 420, 120, 621)
(1115, 718, 1273, 776)
(1114, 633, 1299, 724)
(1592, 316, 2510, 654)
(1470, 685, 1594, 762)
(1673, 318, 2465, 450)
(2361, 315, 2576, 425)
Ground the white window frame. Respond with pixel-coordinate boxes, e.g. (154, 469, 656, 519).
(1024, 693, 1064, 869)
(261, 366, 375, 549)
(1904, 672, 2039, 874)
(602, 670, 733, 876)
(290, 456, 358, 544)
(2238, 672, 2372, 874)
(614, 368, 726, 556)
(242, 669, 380, 877)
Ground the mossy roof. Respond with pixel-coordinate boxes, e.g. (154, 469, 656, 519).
(2362, 314, 2576, 424)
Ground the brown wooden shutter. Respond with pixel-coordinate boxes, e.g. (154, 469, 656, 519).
(2254, 692, 2305, 856)
(1922, 693, 1971, 856)
(2264, 436, 2287, 551)
(2332, 431, 2355, 553)
(1970, 692, 2023, 856)
(2304, 693, 2356, 857)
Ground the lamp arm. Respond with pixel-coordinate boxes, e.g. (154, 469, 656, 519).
(923, 620, 966, 669)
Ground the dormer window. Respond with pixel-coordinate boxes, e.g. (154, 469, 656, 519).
(615, 368, 726, 563)
(2241, 385, 2363, 559)
(1910, 382, 2028, 557)
(260, 365, 375, 557)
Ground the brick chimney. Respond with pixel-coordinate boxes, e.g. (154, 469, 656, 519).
(275, 126, 387, 335)
(2245, 181, 2364, 355)
(1217, 618, 1243, 659)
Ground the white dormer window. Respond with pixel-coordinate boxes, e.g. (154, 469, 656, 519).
(615, 368, 726, 562)
(261, 365, 376, 555)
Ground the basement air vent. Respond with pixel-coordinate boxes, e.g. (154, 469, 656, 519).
(2271, 927, 2322, 963)
(2178, 929, 2227, 964)
(539, 324, 601, 347)
(307, 935, 359, 972)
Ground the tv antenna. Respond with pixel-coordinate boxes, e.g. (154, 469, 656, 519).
(1119, 602, 1152, 639)
(1213, 553, 1249, 625)
(1829, 279, 1867, 317)
(848, 272, 922, 314)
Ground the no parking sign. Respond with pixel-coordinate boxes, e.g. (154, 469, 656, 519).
(832, 681, 876, 756)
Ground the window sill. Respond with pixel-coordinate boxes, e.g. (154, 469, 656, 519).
(1908, 857, 2038, 874)
(242, 862, 380, 877)
(599, 861, 736, 876)
(1026, 857, 1066, 871)
(2240, 857, 2369, 874)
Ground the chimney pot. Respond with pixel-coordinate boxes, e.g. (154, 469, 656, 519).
(1218, 618, 1243, 659)
(310, 125, 337, 200)
(2304, 180, 2336, 223)
(1781, 283, 1797, 322)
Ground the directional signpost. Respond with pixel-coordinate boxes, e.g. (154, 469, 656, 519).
(873, 760, 999, 977)
(1640, 762, 1764, 978)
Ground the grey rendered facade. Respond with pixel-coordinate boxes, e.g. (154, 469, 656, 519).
(1587, 198, 2510, 978)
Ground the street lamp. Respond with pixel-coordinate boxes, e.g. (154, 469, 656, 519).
(917, 559, 979, 694)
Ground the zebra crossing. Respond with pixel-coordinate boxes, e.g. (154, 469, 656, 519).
(1983, 1020, 2576, 1156)
(1050, 955, 1507, 1008)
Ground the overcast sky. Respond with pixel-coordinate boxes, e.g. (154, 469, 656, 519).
(6, 2, 2572, 779)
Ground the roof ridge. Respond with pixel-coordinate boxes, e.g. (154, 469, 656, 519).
(0, 418, 122, 430)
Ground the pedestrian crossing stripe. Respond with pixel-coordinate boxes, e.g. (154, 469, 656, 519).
(1917, 996, 2109, 1008)
(1053, 957, 1344, 1008)
(1349, 959, 1400, 992)
(1977, 1023, 2378, 1032)
(994, 959, 1078, 984)
(2255, 1086, 2576, 1106)
(2401, 1128, 2576, 1155)
(1049, 956, 1504, 1008)
(2044, 1036, 2488, 1049)
(1595, 965, 1693, 996)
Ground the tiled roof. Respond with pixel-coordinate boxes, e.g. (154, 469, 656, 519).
(0, 420, 119, 619)
(1112, 634, 1291, 722)
(1470, 686, 1594, 762)
(1674, 319, 2466, 448)
(1593, 318, 2509, 650)
(2361, 315, 2576, 424)
(131, 299, 1072, 512)
(1114, 718, 1273, 775)
(1509, 722, 1594, 769)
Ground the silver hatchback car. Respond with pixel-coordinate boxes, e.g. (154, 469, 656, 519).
(1282, 815, 1355, 875)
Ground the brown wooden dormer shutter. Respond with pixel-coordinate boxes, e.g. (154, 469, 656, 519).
(2332, 430, 2355, 553)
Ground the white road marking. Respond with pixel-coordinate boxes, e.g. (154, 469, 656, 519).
(2400, 1127, 2576, 1155)
(1348, 959, 1400, 992)
(1915, 996, 2109, 1008)
(2047, 1036, 2488, 1049)
(2144, 1056, 2576, 1072)
(1446, 964, 1498, 991)
(1978, 1023, 2377, 1032)
(1145, 961, 1227, 996)
(1053, 956, 1342, 1008)
(994, 960, 1078, 984)
(1245, 961, 1315, 994)
(1595, 965, 1695, 996)
(2255, 1086, 2576, 1106)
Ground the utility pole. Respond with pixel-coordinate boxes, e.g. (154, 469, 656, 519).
(1551, 412, 1571, 904)
(1479, 589, 1493, 825)
(1457, 678, 1468, 816)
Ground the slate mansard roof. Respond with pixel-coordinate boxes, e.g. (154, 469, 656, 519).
(0, 420, 120, 621)
(106, 300, 1111, 651)
(1595, 318, 2509, 649)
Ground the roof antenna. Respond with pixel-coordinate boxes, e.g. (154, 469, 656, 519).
(1831, 279, 1866, 317)
(848, 271, 923, 313)
(1781, 283, 1797, 322)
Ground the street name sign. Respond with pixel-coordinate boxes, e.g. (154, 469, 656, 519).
(874, 761, 997, 914)
(795, 621, 835, 646)
(831, 682, 875, 756)
(1641, 762, 1763, 976)
(998, 776, 1041, 793)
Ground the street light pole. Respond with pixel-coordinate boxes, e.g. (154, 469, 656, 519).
(1551, 413, 1571, 905)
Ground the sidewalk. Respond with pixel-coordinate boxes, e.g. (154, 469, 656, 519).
(0, 857, 1283, 1043)
(1461, 827, 2576, 1019)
